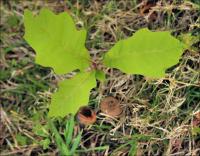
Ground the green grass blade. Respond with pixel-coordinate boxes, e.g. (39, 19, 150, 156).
(48, 119, 70, 155)
(65, 115, 75, 146)
(128, 140, 137, 156)
(69, 131, 82, 155)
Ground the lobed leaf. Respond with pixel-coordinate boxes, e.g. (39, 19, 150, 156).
(95, 70, 106, 82)
(48, 71, 96, 117)
(103, 28, 184, 78)
(24, 8, 90, 74)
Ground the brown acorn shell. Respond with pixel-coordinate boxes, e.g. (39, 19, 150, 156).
(100, 96, 122, 117)
(76, 106, 96, 125)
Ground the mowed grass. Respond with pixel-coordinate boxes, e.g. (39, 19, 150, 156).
(0, 0, 200, 155)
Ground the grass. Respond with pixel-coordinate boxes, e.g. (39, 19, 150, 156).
(0, 0, 200, 155)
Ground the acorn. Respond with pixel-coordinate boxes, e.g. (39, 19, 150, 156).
(100, 96, 123, 117)
(76, 106, 96, 125)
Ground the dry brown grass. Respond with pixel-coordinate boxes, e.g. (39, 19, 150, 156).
(0, 0, 199, 155)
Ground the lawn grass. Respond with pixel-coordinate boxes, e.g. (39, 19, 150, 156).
(0, 0, 199, 155)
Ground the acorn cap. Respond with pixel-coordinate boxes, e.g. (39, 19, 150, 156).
(76, 106, 96, 125)
(100, 96, 122, 117)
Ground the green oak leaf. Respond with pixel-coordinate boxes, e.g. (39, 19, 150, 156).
(48, 71, 96, 117)
(24, 8, 90, 74)
(95, 70, 106, 82)
(103, 28, 184, 78)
